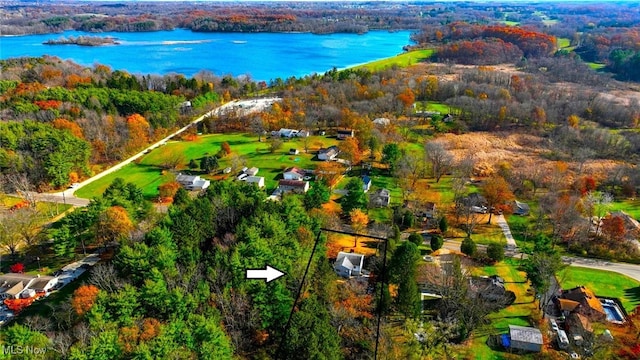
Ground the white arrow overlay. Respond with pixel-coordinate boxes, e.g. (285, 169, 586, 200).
(246, 265, 286, 283)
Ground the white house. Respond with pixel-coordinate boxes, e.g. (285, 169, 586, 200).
(334, 252, 365, 278)
(0, 273, 58, 299)
(362, 176, 372, 193)
(245, 176, 265, 188)
(318, 146, 339, 161)
(277, 180, 310, 194)
(283, 167, 305, 181)
(278, 128, 299, 138)
(244, 167, 259, 176)
(175, 173, 210, 191)
(373, 117, 391, 126)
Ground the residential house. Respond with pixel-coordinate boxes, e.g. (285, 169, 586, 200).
(318, 146, 339, 161)
(283, 167, 306, 181)
(175, 173, 210, 191)
(560, 286, 606, 321)
(470, 275, 509, 302)
(362, 176, 372, 193)
(29, 275, 58, 293)
(507, 325, 543, 352)
(370, 188, 391, 208)
(244, 167, 259, 177)
(0, 273, 58, 300)
(423, 202, 437, 219)
(296, 130, 310, 138)
(337, 129, 355, 140)
(245, 176, 265, 188)
(289, 148, 299, 155)
(568, 313, 594, 337)
(277, 128, 299, 138)
(372, 118, 391, 126)
(334, 252, 365, 278)
(512, 200, 530, 216)
(557, 298, 581, 317)
(277, 180, 309, 194)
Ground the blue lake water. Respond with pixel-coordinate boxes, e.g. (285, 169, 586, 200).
(0, 29, 413, 81)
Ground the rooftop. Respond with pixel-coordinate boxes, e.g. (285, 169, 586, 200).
(509, 325, 543, 345)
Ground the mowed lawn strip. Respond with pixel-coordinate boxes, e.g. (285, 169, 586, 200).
(75, 133, 340, 199)
(558, 267, 640, 312)
(354, 49, 434, 72)
(466, 258, 537, 360)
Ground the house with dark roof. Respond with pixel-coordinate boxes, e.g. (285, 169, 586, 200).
(318, 146, 339, 161)
(568, 312, 594, 337)
(512, 200, 530, 216)
(370, 188, 391, 208)
(277, 180, 309, 194)
(561, 286, 606, 321)
(336, 129, 355, 140)
(283, 167, 306, 181)
(334, 252, 365, 278)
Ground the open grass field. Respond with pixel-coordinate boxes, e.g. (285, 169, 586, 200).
(75, 133, 340, 199)
(500, 20, 520, 26)
(354, 49, 434, 72)
(557, 37, 571, 49)
(587, 62, 606, 70)
(609, 198, 640, 220)
(465, 258, 538, 359)
(558, 267, 640, 312)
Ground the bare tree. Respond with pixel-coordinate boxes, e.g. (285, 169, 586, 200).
(89, 263, 124, 293)
(425, 140, 453, 183)
(0, 212, 23, 258)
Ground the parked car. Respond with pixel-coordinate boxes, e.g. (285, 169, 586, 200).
(470, 206, 488, 214)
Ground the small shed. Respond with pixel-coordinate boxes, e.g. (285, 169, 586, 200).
(508, 325, 543, 352)
(245, 176, 265, 188)
(513, 200, 530, 216)
(289, 148, 299, 155)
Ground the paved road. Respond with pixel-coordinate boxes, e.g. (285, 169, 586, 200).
(22, 98, 280, 207)
(442, 239, 640, 282)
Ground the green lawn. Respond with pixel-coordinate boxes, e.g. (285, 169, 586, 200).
(557, 37, 571, 49)
(558, 267, 640, 312)
(609, 198, 640, 220)
(75, 133, 340, 199)
(500, 20, 520, 26)
(587, 62, 606, 70)
(465, 258, 538, 359)
(354, 49, 434, 72)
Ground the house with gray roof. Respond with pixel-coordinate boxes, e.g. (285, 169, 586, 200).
(334, 252, 365, 278)
(175, 173, 210, 191)
(508, 325, 543, 352)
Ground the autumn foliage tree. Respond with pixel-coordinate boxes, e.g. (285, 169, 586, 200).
(602, 215, 626, 242)
(158, 181, 181, 202)
(72, 284, 100, 316)
(350, 208, 369, 247)
(95, 206, 134, 245)
(314, 162, 345, 189)
(125, 113, 151, 153)
(338, 137, 362, 165)
(481, 176, 514, 224)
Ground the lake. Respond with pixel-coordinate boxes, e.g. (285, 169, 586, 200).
(0, 29, 413, 81)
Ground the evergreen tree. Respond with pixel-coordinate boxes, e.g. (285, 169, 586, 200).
(430, 234, 444, 251)
(341, 178, 368, 214)
(461, 237, 477, 257)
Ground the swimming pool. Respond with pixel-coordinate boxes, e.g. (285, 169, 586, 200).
(602, 303, 625, 323)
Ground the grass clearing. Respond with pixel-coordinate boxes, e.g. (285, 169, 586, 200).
(354, 49, 434, 72)
(610, 198, 640, 220)
(587, 62, 606, 70)
(464, 258, 538, 359)
(558, 267, 640, 312)
(557, 37, 571, 49)
(76, 133, 340, 199)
